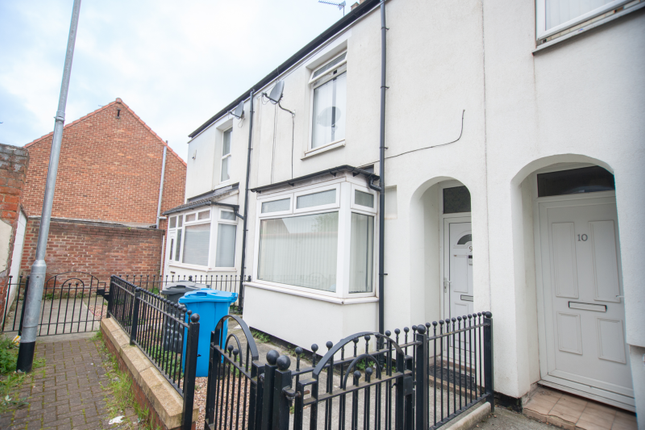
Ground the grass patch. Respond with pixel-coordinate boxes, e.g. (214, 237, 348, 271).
(0, 335, 46, 414)
(93, 331, 160, 430)
(251, 329, 270, 343)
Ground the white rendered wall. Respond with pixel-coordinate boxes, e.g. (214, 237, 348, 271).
(483, 0, 645, 401)
(186, 0, 644, 411)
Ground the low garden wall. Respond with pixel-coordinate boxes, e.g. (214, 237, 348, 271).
(100, 317, 198, 430)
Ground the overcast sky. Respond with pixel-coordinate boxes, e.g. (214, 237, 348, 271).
(0, 0, 346, 161)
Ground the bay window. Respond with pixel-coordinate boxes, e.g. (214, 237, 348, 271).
(166, 207, 238, 269)
(255, 179, 376, 298)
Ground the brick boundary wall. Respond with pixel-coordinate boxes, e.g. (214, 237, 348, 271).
(20, 218, 164, 284)
(0, 144, 29, 320)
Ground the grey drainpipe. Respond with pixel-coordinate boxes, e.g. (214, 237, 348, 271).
(377, 0, 387, 336)
(239, 90, 255, 309)
(156, 145, 168, 228)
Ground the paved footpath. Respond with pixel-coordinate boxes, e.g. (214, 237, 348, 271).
(0, 333, 138, 430)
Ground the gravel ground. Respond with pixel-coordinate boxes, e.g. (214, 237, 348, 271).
(470, 407, 556, 429)
(194, 376, 209, 430)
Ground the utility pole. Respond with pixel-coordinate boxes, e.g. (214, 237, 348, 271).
(17, 0, 82, 372)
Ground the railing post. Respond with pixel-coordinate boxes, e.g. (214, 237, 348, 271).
(17, 276, 30, 336)
(395, 347, 414, 430)
(261, 350, 279, 430)
(106, 276, 114, 318)
(415, 325, 429, 430)
(272, 355, 292, 430)
(483, 311, 494, 411)
(250, 361, 265, 430)
(204, 329, 218, 427)
(130, 287, 141, 345)
(182, 313, 200, 430)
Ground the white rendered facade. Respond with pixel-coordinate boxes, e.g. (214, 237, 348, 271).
(170, 0, 645, 420)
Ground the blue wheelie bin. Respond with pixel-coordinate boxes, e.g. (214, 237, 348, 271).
(178, 289, 238, 377)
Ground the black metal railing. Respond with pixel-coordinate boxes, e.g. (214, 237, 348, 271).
(107, 276, 199, 430)
(115, 273, 246, 307)
(414, 313, 494, 429)
(204, 312, 493, 430)
(2, 276, 28, 333)
(2, 272, 107, 335)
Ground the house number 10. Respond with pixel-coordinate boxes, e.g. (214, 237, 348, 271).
(577, 234, 588, 242)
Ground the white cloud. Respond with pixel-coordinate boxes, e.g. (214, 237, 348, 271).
(0, 0, 344, 160)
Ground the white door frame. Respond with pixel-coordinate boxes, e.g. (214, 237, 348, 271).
(442, 216, 472, 319)
(438, 181, 472, 320)
(533, 189, 634, 411)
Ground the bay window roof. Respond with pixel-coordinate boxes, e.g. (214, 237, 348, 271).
(163, 183, 239, 215)
(250, 165, 378, 194)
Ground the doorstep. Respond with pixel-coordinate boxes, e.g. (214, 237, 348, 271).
(523, 387, 637, 430)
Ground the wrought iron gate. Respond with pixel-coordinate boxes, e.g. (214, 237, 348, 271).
(2, 272, 107, 336)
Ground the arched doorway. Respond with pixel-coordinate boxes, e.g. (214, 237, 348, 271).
(416, 179, 473, 323)
(532, 164, 633, 410)
(442, 184, 473, 319)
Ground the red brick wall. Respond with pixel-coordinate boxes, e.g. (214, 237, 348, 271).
(0, 143, 29, 319)
(23, 98, 186, 225)
(158, 146, 187, 231)
(20, 218, 163, 284)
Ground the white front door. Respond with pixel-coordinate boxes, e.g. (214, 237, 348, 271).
(444, 220, 474, 318)
(538, 195, 633, 408)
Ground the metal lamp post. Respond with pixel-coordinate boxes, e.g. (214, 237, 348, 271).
(17, 0, 82, 372)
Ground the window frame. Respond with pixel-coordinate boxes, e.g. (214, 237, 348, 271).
(215, 208, 238, 268)
(293, 185, 340, 215)
(536, 0, 632, 40)
(166, 207, 238, 270)
(220, 128, 232, 183)
(180, 209, 212, 267)
(253, 178, 377, 300)
(308, 52, 348, 155)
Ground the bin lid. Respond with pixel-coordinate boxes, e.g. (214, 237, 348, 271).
(179, 289, 238, 304)
(160, 282, 208, 295)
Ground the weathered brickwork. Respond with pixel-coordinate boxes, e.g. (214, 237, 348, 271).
(19, 99, 185, 281)
(22, 98, 186, 225)
(20, 218, 163, 283)
(0, 143, 29, 319)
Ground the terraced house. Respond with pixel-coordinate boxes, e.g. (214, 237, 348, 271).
(163, 0, 645, 422)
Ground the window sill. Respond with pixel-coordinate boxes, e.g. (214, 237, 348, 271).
(302, 139, 346, 159)
(245, 281, 378, 305)
(534, 1, 645, 53)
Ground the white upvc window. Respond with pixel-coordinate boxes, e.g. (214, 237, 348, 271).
(221, 128, 232, 182)
(310, 52, 347, 151)
(181, 210, 211, 266)
(255, 180, 376, 298)
(216, 209, 237, 267)
(536, 0, 631, 39)
(167, 208, 237, 269)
